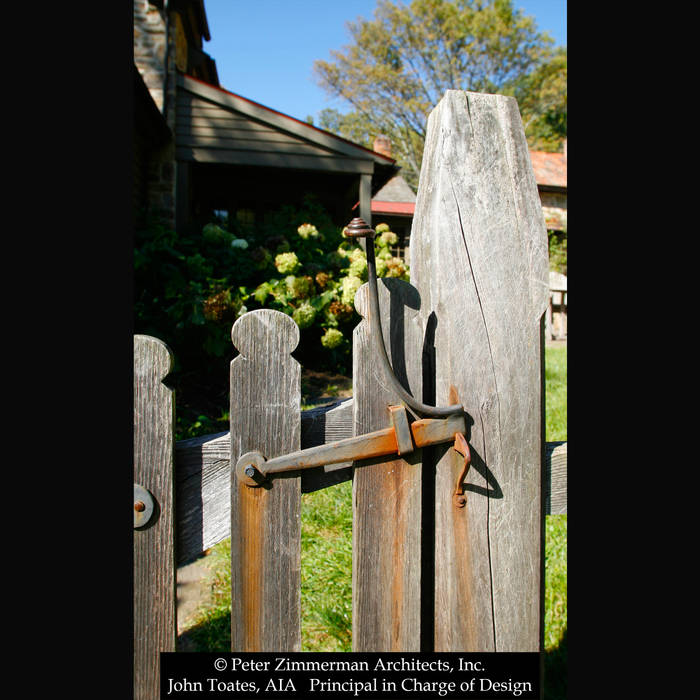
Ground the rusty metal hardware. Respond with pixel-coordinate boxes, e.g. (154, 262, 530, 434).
(236, 406, 466, 486)
(235, 220, 472, 499)
(134, 483, 155, 528)
(452, 432, 472, 507)
(344, 217, 463, 419)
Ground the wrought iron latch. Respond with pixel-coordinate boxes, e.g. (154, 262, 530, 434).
(236, 218, 472, 506)
(236, 405, 466, 486)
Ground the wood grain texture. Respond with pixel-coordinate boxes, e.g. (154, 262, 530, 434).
(544, 442, 567, 515)
(174, 400, 354, 565)
(352, 278, 424, 651)
(175, 430, 230, 565)
(229, 310, 302, 651)
(410, 91, 550, 652)
(133, 335, 176, 700)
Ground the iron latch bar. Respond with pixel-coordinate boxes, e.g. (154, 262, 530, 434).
(236, 405, 466, 487)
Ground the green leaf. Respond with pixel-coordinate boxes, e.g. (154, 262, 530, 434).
(254, 282, 272, 304)
(309, 290, 335, 311)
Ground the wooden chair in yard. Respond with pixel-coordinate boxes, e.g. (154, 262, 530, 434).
(547, 270, 567, 341)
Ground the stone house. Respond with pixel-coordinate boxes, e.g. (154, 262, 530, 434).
(529, 143, 567, 234)
(529, 145, 567, 339)
(133, 0, 398, 234)
(134, 1, 566, 251)
(134, 0, 217, 227)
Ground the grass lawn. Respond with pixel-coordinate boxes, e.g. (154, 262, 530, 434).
(180, 345, 567, 696)
(542, 344, 567, 700)
(545, 345, 567, 442)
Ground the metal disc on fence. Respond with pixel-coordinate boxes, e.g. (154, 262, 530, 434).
(134, 483, 155, 528)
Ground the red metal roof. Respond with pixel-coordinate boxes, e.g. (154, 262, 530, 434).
(529, 150, 567, 189)
(371, 201, 415, 216)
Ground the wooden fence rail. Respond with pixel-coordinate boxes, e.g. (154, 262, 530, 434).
(173, 400, 567, 566)
(134, 88, 563, 697)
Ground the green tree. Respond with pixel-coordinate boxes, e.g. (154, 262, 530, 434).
(316, 108, 376, 150)
(314, 0, 565, 187)
(505, 46, 567, 152)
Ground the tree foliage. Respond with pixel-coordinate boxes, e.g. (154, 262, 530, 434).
(316, 108, 377, 150)
(314, 0, 566, 187)
(506, 46, 567, 152)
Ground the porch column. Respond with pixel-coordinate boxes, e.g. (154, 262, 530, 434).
(359, 172, 372, 227)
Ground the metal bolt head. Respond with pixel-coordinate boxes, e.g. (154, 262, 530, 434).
(245, 466, 256, 478)
(455, 495, 466, 508)
(134, 483, 155, 528)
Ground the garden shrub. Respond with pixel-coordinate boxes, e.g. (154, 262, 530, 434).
(548, 230, 567, 275)
(134, 194, 409, 437)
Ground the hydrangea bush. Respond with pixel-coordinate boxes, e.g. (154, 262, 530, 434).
(135, 194, 409, 382)
(241, 203, 409, 374)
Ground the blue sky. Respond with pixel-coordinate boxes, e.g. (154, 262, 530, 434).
(202, 0, 566, 124)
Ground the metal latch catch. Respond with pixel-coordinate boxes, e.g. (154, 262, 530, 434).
(452, 432, 472, 507)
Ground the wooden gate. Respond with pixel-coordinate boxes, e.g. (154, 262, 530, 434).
(133, 91, 563, 699)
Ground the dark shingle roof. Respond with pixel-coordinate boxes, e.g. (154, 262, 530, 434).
(372, 175, 415, 203)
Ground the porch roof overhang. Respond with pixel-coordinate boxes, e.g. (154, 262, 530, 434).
(175, 74, 400, 194)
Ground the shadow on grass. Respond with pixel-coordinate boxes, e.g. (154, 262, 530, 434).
(544, 627, 567, 700)
(178, 608, 231, 653)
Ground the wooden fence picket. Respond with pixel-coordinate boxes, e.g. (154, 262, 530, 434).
(351, 279, 425, 651)
(133, 335, 176, 700)
(229, 309, 302, 651)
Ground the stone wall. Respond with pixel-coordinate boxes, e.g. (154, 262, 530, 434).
(134, 1, 177, 227)
(540, 189, 567, 232)
(134, 1, 167, 113)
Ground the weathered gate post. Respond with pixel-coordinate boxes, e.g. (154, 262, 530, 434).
(410, 91, 550, 651)
(133, 335, 176, 699)
(229, 310, 302, 650)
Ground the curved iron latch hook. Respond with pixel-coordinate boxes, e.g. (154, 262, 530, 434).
(344, 218, 463, 419)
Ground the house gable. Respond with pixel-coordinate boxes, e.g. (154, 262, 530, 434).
(176, 75, 397, 178)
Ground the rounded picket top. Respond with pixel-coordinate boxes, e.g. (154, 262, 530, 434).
(134, 334, 174, 382)
(231, 309, 300, 360)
